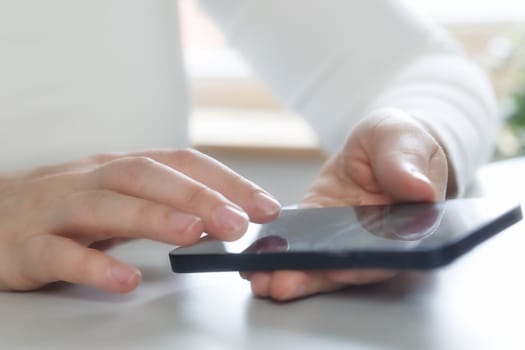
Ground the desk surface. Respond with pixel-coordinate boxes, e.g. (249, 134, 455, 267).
(0, 156, 524, 350)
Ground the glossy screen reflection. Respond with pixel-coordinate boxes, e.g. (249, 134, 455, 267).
(243, 202, 446, 254)
(170, 198, 522, 272)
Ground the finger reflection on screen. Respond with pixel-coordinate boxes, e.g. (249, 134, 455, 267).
(243, 235, 289, 254)
(242, 202, 447, 254)
(354, 202, 446, 241)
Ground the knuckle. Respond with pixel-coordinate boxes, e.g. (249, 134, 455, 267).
(68, 249, 93, 278)
(70, 191, 104, 218)
(18, 236, 57, 283)
(116, 156, 157, 175)
(24, 164, 57, 179)
(131, 201, 161, 228)
(96, 156, 156, 190)
(225, 173, 259, 205)
(184, 184, 217, 208)
(55, 191, 117, 241)
(125, 155, 157, 167)
(227, 173, 264, 205)
(87, 152, 120, 165)
(30, 235, 90, 282)
(171, 148, 200, 168)
(27, 236, 55, 263)
(230, 172, 253, 191)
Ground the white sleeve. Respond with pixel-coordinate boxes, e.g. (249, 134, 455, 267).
(198, 0, 499, 195)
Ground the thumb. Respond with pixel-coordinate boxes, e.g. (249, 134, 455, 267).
(361, 110, 448, 203)
(377, 159, 444, 203)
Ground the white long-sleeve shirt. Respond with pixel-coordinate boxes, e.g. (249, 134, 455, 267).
(0, 0, 498, 194)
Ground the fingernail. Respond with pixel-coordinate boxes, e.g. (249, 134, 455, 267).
(110, 264, 142, 286)
(215, 205, 249, 236)
(239, 272, 252, 280)
(168, 213, 203, 237)
(275, 283, 307, 301)
(253, 192, 281, 217)
(403, 163, 432, 185)
(411, 170, 432, 185)
(290, 284, 307, 300)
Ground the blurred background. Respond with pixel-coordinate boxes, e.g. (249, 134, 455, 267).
(179, 0, 525, 160)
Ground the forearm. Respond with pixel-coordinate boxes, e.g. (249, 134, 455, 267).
(199, 0, 498, 195)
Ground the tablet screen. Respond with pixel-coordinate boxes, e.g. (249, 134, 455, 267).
(170, 198, 522, 271)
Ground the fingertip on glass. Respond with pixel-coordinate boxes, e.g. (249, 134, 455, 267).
(253, 191, 281, 218)
(215, 204, 250, 238)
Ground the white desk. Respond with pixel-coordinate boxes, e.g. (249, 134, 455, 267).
(0, 155, 524, 350)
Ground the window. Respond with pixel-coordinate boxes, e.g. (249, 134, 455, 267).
(180, 0, 525, 158)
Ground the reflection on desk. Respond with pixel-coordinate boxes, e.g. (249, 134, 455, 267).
(0, 158, 524, 350)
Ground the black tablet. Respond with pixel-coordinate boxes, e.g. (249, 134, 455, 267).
(169, 198, 522, 272)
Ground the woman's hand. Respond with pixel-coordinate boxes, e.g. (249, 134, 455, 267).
(245, 108, 449, 300)
(0, 149, 281, 293)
